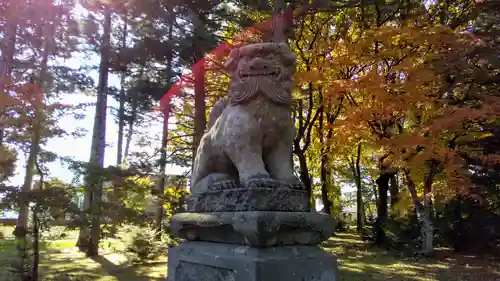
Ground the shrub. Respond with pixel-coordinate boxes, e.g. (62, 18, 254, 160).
(123, 227, 167, 263)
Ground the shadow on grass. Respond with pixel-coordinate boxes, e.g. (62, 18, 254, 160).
(42, 268, 105, 281)
(328, 232, 500, 281)
(339, 266, 419, 281)
(91, 255, 167, 281)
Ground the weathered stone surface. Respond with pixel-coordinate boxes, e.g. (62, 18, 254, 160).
(175, 261, 235, 281)
(188, 176, 308, 212)
(187, 187, 309, 212)
(190, 42, 302, 202)
(167, 241, 339, 281)
(171, 211, 336, 247)
(192, 176, 305, 194)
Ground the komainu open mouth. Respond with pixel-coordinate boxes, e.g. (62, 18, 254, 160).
(239, 68, 280, 78)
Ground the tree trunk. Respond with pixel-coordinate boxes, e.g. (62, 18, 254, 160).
(76, 187, 92, 250)
(154, 9, 174, 240)
(308, 153, 316, 210)
(0, 1, 18, 145)
(371, 177, 378, 204)
(193, 57, 206, 155)
(122, 59, 145, 165)
(123, 91, 137, 163)
(389, 173, 399, 213)
(420, 198, 433, 254)
(14, 85, 43, 281)
(404, 168, 435, 255)
(325, 129, 340, 216)
(191, 9, 207, 159)
(353, 143, 364, 232)
(320, 166, 332, 215)
(420, 161, 438, 254)
(32, 157, 45, 281)
(110, 77, 125, 236)
(155, 104, 169, 240)
(374, 173, 391, 245)
(318, 96, 331, 215)
(293, 98, 315, 207)
(116, 14, 128, 167)
(111, 14, 129, 237)
(116, 82, 126, 166)
(17, 59, 47, 236)
(324, 98, 343, 217)
(78, 7, 112, 257)
(32, 202, 39, 281)
(297, 152, 313, 206)
(15, 16, 51, 279)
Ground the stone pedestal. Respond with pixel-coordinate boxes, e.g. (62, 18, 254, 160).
(167, 210, 339, 281)
(170, 211, 335, 247)
(167, 241, 338, 281)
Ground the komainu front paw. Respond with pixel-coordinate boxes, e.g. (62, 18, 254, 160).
(243, 175, 282, 189)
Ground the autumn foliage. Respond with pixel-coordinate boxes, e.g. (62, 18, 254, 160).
(293, 13, 499, 198)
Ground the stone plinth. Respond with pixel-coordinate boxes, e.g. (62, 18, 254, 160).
(167, 241, 339, 281)
(167, 211, 339, 281)
(170, 211, 335, 247)
(187, 181, 309, 213)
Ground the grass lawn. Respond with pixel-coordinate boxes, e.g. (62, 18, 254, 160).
(0, 226, 499, 281)
(326, 233, 500, 281)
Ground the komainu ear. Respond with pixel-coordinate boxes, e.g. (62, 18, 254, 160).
(224, 48, 240, 72)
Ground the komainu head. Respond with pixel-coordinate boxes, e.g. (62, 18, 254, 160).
(224, 42, 297, 105)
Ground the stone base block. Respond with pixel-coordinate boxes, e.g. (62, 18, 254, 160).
(167, 241, 339, 281)
(171, 211, 336, 247)
(187, 187, 309, 212)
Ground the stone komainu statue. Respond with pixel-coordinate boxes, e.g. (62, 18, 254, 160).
(168, 44, 338, 281)
(188, 42, 308, 213)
